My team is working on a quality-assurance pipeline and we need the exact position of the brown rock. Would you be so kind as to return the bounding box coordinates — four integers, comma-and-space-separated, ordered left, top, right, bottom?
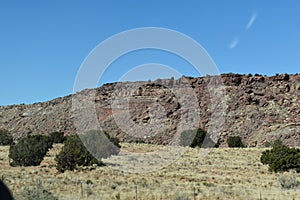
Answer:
1, 73, 300, 147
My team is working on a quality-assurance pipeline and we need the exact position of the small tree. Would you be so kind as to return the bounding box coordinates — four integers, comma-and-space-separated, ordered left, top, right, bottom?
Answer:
9, 135, 53, 166
227, 136, 245, 148
55, 135, 97, 172
55, 131, 120, 172
179, 128, 216, 148
0, 130, 13, 146
261, 141, 300, 173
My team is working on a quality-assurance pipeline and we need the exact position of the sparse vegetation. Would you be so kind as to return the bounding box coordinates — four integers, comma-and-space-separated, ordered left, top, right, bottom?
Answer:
19, 185, 58, 200
173, 192, 191, 200
179, 128, 216, 148
8, 135, 53, 166
260, 141, 300, 173
0, 143, 298, 199
277, 171, 299, 190
0, 129, 13, 146
227, 136, 245, 148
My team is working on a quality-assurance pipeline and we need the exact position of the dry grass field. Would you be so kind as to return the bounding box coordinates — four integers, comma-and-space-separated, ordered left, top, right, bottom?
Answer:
0, 143, 299, 200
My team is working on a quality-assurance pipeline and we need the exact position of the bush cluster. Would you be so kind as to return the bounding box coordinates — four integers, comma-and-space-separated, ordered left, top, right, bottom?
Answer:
0, 130, 13, 146
179, 128, 217, 148
7, 129, 120, 172
9, 135, 53, 166
55, 130, 120, 172
227, 136, 245, 148
260, 141, 300, 173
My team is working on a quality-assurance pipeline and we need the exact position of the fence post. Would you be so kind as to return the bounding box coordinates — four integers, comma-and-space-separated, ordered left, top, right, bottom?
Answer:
80, 182, 83, 198
135, 184, 138, 200
259, 191, 262, 200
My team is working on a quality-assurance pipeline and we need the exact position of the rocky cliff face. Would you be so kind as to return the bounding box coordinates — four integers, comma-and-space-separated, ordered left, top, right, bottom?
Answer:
0, 73, 299, 147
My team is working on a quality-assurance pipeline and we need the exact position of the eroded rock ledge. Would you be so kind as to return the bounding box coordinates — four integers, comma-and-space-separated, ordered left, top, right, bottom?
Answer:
0, 73, 299, 147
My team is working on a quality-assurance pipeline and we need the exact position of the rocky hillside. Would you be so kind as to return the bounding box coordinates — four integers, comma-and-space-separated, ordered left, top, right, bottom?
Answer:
0, 73, 299, 147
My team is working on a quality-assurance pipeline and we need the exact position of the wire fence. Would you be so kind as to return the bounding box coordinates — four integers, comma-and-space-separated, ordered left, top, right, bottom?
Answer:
6, 175, 298, 200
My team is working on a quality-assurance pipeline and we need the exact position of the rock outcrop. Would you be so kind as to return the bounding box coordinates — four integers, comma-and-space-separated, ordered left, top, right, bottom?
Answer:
0, 73, 299, 147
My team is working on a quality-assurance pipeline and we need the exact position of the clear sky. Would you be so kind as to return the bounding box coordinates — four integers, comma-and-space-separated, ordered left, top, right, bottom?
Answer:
0, 0, 299, 105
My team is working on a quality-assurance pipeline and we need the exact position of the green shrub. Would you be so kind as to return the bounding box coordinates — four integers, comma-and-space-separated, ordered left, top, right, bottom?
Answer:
49, 131, 65, 144
9, 135, 53, 166
55, 135, 99, 172
260, 142, 300, 173
179, 128, 216, 148
227, 136, 245, 148
0, 129, 13, 146
55, 130, 120, 172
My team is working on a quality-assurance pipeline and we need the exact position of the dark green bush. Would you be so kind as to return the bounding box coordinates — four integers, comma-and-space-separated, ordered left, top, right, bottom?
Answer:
55, 135, 99, 172
227, 136, 245, 148
9, 135, 53, 166
179, 128, 217, 148
55, 130, 120, 172
49, 131, 65, 144
0, 129, 13, 146
261, 142, 300, 173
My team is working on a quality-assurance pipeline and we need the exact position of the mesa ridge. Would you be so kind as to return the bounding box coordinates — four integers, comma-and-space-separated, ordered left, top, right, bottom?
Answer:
0, 73, 299, 147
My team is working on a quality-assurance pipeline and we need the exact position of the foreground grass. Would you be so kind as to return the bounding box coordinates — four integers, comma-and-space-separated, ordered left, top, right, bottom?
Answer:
0, 143, 299, 200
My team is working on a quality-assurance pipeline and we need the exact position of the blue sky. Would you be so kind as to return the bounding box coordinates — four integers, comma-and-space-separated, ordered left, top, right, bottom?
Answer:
0, 0, 299, 105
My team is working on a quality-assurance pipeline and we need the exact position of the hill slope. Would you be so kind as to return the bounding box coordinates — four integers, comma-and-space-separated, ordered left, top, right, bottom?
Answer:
0, 73, 299, 147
